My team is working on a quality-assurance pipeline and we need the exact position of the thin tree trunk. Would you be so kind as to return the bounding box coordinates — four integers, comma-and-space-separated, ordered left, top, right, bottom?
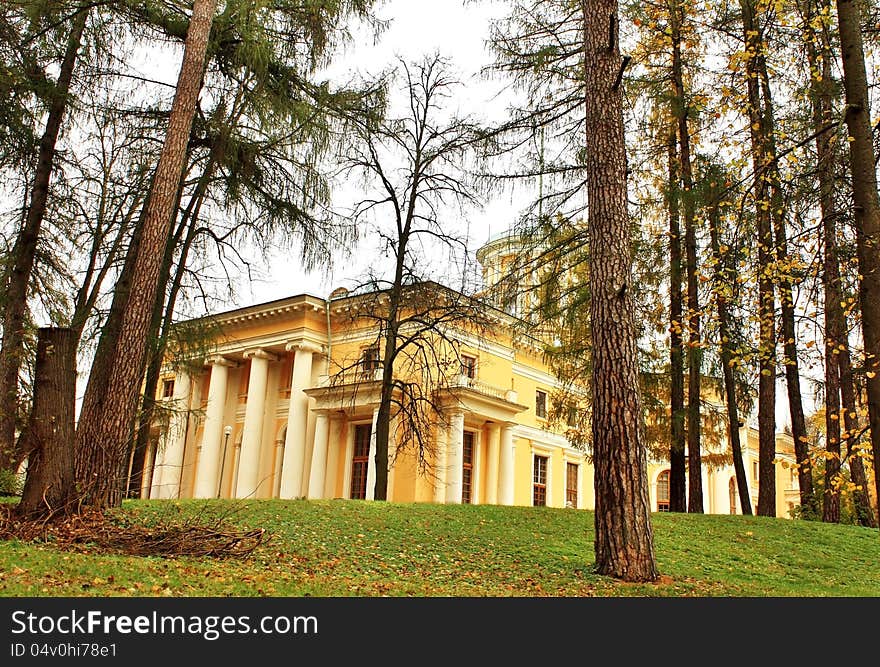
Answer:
814, 14, 842, 522
582, 0, 657, 582
374, 312, 396, 500
669, 3, 703, 513
835, 0, 880, 531
667, 128, 687, 512
74, 0, 217, 509
707, 191, 752, 514
758, 69, 810, 521
823, 286, 843, 524
0, 10, 87, 472
374, 179, 416, 501
798, 0, 837, 519
16, 328, 76, 518
740, 0, 777, 516
843, 384, 877, 526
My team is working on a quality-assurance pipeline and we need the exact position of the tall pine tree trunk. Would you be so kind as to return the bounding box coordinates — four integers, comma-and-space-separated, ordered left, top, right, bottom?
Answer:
669, 2, 703, 513
583, 0, 657, 582
835, 0, 880, 530
74, 207, 146, 493
795, 0, 836, 518
758, 69, 810, 520
740, 0, 777, 516
74, 0, 217, 509
127, 123, 227, 498
0, 9, 87, 472
17, 328, 76, 518
667, 128, 687, 512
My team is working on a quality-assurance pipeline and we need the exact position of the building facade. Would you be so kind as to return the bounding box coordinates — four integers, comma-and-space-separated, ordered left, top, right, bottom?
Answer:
143, 236, 799, 516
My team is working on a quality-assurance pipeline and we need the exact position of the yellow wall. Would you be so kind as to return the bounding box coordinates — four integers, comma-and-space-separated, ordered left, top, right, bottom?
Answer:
153, 290, 800, 519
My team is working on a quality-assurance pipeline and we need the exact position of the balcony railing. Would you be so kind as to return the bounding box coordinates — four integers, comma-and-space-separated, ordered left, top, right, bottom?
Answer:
448, 375, 516, 402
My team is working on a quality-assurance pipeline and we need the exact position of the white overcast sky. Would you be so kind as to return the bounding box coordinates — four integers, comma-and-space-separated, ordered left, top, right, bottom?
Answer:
239, 0, 523, 307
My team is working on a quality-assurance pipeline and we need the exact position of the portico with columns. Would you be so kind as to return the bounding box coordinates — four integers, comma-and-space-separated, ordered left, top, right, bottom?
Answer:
143, 290, 597, 512
136, 250, 800, 517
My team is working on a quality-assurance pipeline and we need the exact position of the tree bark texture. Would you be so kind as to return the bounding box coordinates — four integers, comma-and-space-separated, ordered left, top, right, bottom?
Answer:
17, 328, 76, 517
669, 3, 703, 513
740, 0, 777, 516
667, 130, 687, 513
835, 0, 880, 529
74, 209, 144, 492
582, 0, 658, 582
0, 10, 87, 472
74, 0, 217, 509
128, 136, 221, 498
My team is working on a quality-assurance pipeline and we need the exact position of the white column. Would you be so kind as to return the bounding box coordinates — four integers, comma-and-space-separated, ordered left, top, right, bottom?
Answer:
193, 356, 235, 498
152, 369, 192, 499
307, 412, 330, 499
366, 407, 379, 501
499, 423, 515, 505
230, 440, 242, 497
446, 411, 465, 504
273, 437, 285, 498
706, 469, 715, 514
324, 416, 342, 498
486, 422, 500, 505
433, 417, 449, 503
280, 342, 319, 498
236, 349, 276, 498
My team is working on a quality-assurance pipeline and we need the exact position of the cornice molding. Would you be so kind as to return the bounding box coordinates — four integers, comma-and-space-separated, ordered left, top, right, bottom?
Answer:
204, 355, 238, 368
284, 340, 324, 356
243, 348, 278, 362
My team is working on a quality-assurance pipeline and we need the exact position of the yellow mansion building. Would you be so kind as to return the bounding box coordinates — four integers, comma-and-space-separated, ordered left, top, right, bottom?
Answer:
143, 234, 800, 516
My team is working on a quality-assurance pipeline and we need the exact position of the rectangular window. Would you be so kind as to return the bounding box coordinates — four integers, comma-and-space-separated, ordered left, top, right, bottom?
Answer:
657, 471, 670, 512
461, 355, 477, 380
566, 404, 578, 428
535, 390, 547, 419
566, 462, 578, 508
533, 455, 548, 506
462, 431, 474, 504
350, 424, 372, 500
161, 378, 175, 399
752, 460, 759, 482
360, 346, 380, 373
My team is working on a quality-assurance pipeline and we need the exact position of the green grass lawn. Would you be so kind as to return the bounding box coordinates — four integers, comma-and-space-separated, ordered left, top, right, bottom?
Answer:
1, 499, 878, 597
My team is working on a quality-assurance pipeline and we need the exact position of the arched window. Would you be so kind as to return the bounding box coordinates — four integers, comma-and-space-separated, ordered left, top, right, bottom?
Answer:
656, 470, 670, 512
729, 477, 737, 515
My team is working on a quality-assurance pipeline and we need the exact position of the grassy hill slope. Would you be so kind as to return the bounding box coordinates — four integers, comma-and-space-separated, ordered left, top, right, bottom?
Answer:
1, 499, 878, 597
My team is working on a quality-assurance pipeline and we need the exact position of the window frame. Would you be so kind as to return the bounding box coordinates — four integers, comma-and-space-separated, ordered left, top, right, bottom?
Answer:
350, 423, 372, 500
360, 346, 380, 375
535, 389, 548, 420
533, 454, 548, 506
460, 354, 477, 380
656, 469, 670, 512
565, 462, 578, 508
462, 431, 475, 504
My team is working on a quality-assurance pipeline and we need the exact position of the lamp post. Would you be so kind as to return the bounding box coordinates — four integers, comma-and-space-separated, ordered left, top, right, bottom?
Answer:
218, 425, 233, 498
